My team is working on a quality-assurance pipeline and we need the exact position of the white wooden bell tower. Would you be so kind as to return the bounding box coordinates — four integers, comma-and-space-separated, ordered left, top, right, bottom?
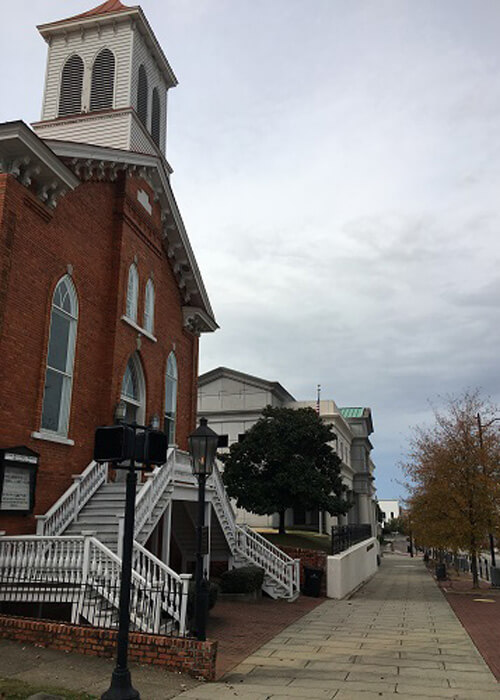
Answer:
33, 0, 177, 157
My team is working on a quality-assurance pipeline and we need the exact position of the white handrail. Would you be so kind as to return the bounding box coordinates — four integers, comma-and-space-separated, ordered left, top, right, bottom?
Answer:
0, 534, 189, 635
235, 525, 300, 599
210, 462, 237, 543
132, 541, 191, 635
209, 464, 299, 599
134, 448, 175, 540
36, 461, 108, 537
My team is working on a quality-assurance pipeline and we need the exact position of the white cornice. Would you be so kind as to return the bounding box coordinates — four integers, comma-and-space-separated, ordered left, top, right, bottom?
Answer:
39, 137, 217, 332
0, 121, 79, 209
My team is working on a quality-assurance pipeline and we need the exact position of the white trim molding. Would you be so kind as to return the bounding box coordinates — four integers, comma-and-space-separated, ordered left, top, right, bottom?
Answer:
31, 431, 75, 446
121, 314, 157, 342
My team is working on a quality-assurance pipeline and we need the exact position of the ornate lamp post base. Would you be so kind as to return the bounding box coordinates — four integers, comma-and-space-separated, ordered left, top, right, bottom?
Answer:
101, 668, 139, 700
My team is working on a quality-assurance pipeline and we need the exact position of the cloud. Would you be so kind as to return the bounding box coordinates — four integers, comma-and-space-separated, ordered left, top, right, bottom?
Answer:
2, 0, 500, 502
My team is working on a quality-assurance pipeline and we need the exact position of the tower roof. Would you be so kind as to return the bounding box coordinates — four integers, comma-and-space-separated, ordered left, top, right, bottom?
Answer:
49, 0, 134, 25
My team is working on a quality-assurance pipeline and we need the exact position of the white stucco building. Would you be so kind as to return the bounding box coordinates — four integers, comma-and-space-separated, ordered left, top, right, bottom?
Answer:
197, 367, 378, 535
378, 500, 400, 523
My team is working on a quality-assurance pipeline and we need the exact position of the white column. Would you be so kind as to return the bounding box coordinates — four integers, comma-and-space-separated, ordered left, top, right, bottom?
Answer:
358, 494, 371, 525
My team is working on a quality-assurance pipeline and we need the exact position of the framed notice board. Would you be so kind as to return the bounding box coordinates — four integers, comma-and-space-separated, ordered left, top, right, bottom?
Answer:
0, 446, 39, 514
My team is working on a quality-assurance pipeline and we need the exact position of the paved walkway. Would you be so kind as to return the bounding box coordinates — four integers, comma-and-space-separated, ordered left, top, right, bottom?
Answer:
177, 554, 500, 699
208, 595, 322, 678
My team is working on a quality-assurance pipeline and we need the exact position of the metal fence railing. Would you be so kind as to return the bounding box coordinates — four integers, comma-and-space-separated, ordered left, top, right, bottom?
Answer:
429, 550, 492, 583
331, 524, 372, 555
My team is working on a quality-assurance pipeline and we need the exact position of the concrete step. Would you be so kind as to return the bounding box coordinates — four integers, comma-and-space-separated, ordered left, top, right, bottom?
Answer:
66, 523, 119, 536
73, 513, 121, 523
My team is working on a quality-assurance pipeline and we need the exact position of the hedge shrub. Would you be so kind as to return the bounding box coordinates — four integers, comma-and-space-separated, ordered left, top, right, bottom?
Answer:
219, 565, 265, 594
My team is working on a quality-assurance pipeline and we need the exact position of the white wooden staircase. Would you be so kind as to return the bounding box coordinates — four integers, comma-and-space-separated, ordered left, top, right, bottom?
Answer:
0, 448, 300, 636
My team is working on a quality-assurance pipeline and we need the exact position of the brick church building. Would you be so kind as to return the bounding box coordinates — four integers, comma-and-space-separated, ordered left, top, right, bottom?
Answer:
0, 3, 300, 621
0, 0, 217, 537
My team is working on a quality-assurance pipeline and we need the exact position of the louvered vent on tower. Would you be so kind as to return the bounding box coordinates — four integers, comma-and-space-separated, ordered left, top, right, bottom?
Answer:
58, 55, 84, 117
137, 65, 148, 126
151, 88, 161, 146
90, 48, 116, 111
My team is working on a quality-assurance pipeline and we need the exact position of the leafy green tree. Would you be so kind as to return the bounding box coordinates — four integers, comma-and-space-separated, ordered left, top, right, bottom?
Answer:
221, 405, 350, 534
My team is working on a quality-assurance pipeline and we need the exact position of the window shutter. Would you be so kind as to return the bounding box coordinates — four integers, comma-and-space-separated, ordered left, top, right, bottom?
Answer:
137, 65, 148, 127
151, 88, 161, 146
59, 55, 84, 117
90, 48, 115, 112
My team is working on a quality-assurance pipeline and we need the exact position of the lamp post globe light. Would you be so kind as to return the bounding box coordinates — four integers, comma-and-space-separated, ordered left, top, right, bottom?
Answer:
188, 418, 219, 641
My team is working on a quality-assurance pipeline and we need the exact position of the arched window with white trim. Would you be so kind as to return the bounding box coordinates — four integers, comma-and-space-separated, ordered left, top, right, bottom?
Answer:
137, 65, 148, 127
126, 263, 138, 322
59, 55, 84, 117
121, 353, 146, 425
151, 87, 161, 146
164, 352, 178, 445
143, 278, 155, 333
41, 275, 78, 435
90, 48, 115, 111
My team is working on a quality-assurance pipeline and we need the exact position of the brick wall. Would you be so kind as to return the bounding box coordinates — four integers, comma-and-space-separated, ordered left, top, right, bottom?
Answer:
280, 546, 328, 596
0, 615, 217, 680
0, 171, 200, 535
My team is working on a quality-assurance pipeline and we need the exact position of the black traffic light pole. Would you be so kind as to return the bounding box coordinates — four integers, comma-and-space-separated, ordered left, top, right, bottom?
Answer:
102, 426, 139, 700
95, 417, 168, 700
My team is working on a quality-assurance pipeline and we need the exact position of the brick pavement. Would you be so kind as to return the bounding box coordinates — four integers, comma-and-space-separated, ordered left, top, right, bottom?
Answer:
437, 569, 500, 681
177, 553, 500, 699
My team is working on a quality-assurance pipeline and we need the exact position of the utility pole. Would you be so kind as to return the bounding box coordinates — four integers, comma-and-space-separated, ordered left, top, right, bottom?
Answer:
477, 413, 498, 568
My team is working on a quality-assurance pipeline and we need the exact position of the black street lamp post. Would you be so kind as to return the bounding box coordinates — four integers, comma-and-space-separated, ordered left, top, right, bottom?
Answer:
477, 413, 500, 568
94, 405, 167, 700
188, 418, 218, 642
102, 445, 139, 700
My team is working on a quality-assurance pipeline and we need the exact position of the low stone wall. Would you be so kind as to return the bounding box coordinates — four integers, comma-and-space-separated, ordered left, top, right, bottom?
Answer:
0, 615, 217, 680
280, 546, 328, 596
327, 537, 379, 599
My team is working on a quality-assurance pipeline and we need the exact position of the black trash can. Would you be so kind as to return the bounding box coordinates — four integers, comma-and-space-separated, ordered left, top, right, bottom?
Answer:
303, 566, 323, 597
435, 563, 447, 581
490, 566, 500, 588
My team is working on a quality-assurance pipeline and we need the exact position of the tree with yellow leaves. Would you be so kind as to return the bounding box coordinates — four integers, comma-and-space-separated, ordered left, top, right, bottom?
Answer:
402, 390, 500, 587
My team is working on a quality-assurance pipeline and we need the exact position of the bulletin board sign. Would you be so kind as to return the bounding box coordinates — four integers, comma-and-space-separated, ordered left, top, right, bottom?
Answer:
0, 446, 39, 514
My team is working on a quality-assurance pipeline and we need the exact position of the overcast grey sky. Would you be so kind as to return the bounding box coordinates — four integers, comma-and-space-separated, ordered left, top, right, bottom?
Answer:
2, 0, 499, 500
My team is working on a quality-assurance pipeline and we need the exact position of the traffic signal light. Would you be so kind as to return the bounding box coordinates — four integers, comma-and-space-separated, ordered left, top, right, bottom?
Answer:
94, 425, 135, 463
93, 426, 167, 466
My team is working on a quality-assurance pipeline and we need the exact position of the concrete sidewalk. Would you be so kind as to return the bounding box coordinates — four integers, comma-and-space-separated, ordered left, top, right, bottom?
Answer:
177, 554, 500, 699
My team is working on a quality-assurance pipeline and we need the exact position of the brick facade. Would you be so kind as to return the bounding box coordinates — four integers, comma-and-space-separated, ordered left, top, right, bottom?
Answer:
0, 168, 199, 535
0, 614, 217, 680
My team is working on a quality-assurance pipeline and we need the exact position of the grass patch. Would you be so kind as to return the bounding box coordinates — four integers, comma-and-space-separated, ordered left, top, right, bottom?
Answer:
259, 530, 331, 553
0, 677, 95, 699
